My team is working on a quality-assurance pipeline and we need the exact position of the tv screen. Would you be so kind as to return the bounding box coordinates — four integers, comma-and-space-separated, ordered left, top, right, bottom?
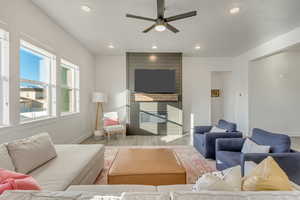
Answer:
135, 69, 176, 93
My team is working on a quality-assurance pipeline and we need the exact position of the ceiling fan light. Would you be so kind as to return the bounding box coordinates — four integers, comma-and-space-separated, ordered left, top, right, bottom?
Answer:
155, 24, 166, 32
81, 5, 91, 12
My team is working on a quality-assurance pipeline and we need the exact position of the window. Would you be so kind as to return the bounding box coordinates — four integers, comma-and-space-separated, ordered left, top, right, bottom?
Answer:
0, 29, 9, 126
20, 40, 56, 122
60, 59, 79, 115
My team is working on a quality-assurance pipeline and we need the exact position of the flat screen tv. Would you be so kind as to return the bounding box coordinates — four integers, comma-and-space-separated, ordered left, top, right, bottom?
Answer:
135, 69, 176, 93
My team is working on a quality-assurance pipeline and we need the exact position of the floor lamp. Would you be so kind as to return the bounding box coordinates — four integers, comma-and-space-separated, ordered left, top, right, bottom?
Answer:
93, 92, 107, 139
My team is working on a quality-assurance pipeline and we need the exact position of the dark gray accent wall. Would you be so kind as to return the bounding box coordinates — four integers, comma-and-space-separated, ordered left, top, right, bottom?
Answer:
126, 52, 183, 135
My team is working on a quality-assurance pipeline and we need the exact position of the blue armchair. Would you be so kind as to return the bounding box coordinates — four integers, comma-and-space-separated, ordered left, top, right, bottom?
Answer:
216, 128, 300, 185
193, 120, 243, 159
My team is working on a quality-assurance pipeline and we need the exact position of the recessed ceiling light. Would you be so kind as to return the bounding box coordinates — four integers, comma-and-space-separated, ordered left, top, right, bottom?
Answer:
230, 7, 240, 15
152, 45, 158, 49
195, 45, 201, 50
81, 5, 91, 12
108, 44, 114, 49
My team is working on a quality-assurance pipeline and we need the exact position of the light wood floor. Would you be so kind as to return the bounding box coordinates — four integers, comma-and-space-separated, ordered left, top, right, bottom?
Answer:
82, 135, 300, 150
82, 134, 191, 146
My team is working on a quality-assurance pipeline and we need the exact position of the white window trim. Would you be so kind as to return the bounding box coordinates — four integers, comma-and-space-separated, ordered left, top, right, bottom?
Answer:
60, 59, 80, 116
20, 40, 57, 123
0, 29, 9, 127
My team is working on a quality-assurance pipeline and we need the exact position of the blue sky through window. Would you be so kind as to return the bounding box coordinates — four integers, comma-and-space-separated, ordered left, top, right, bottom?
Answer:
20, 48, 44, 88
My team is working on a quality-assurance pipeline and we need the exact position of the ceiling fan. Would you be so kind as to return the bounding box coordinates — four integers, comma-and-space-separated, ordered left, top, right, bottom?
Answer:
126, 0, 197, 33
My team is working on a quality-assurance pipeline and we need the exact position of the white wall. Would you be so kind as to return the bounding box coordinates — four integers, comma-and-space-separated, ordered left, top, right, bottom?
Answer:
182, 57, 234, 134
233, 27, 300, 136
0, 0, 96, 144
222, 72, 235, 122
95, 56, 127, 123
249, 51, 300, 136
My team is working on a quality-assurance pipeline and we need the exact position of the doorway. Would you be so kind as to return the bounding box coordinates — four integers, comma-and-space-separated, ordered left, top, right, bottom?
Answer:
211, 71, 233, 125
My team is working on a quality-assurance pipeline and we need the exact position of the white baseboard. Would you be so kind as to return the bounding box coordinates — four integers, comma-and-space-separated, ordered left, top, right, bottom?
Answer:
71, 131, 93, 144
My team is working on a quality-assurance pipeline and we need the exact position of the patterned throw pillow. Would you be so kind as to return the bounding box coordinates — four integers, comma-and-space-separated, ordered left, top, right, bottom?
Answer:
193, 165, 241, 191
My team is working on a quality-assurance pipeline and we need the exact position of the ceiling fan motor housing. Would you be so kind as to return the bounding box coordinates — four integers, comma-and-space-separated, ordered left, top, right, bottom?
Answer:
126, 0, 197, 33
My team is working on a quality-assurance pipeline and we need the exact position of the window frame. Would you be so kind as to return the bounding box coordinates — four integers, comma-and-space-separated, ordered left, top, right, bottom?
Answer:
60, 59, 80, 116
19, 40, 56, 123
0, 29, 9, 126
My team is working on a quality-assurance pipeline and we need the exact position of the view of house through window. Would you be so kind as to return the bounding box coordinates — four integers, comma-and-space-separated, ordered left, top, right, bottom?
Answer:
20, 41, 56, 122
61, 59, 79, 115
0, 29, 9, 126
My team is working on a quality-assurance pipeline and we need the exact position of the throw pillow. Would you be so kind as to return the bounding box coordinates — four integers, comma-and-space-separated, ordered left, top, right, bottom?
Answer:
244, 161, 258, 176
0, 169, 41, 194
193, 165, 241, 191
0, 144, 15, 171
241, 138, 270, 154
104, 118, 120, 126
242, 156, 293, 191
209, 126, 227, 133
7, 133, 57, 174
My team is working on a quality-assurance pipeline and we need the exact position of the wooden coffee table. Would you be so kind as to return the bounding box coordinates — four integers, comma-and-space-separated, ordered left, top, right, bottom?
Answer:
108, 148, 186, 185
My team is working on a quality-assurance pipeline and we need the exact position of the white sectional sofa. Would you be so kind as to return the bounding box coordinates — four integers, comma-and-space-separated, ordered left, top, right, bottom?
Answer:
2, 189, 300, 200
29, 144, 104, 190
0, 133, 105, 191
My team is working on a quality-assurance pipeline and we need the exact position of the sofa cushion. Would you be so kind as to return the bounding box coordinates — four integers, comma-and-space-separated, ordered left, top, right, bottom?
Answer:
172, 191, 300, 200
29, 144, 104, 191
7, 133, 57, 174
217, 120, 237, 132
67, 185, 156, 196
122, 192, 170, 200
157, 184, 194, 192
216, 151, 242, 168
251, 129, 291, 153
0, 144, 15, 171
0, 190, 122, 200
242, 138, 270, 154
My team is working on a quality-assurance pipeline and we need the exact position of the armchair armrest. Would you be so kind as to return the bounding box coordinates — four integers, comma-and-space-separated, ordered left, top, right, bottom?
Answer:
241, 152, 300, 185
216, 137, 245, 152
194, 126, 212, 134
200, 132, 243, 159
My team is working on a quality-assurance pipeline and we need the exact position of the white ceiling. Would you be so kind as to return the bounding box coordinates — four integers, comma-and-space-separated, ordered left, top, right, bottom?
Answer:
31, 0, 300, 57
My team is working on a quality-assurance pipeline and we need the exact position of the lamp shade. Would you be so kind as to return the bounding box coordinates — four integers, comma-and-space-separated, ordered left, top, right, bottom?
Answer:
93, 92, 107, 103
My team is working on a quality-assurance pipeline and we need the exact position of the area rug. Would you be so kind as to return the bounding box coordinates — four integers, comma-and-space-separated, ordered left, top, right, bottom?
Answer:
94, 146, 216, 184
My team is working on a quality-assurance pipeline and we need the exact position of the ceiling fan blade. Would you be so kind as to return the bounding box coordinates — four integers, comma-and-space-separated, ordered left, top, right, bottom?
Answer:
157, 0, 165, 18
166, 23, 179, 33
143, 24, 156, 33
126, 14, 156, 22
165, 11, 197, 22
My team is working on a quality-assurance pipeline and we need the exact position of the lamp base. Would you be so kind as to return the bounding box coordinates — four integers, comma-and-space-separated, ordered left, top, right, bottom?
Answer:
94, 130, 105, 140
